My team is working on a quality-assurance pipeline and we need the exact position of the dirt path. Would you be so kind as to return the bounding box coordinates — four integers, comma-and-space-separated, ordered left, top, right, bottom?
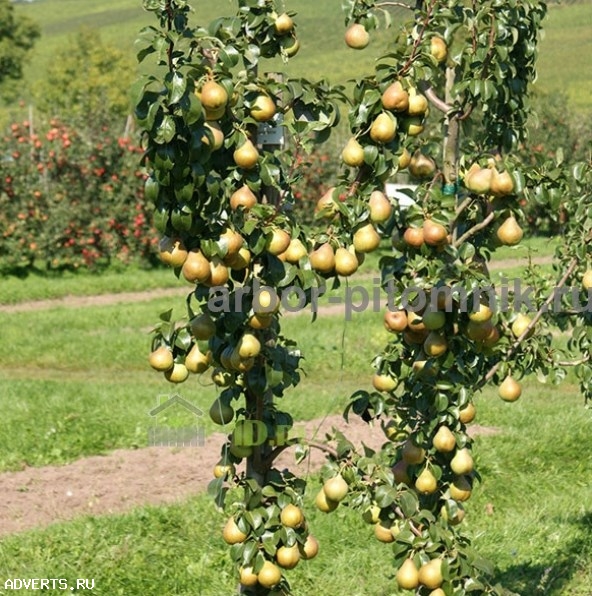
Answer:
0, 256, 552, 314
0, 416, 497, 537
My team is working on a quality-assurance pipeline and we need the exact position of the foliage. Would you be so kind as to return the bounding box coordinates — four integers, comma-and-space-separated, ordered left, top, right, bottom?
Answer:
0, 117, 157, 274
33, 28, 136, 129
0, 0, 40, 103
134, 1, 592, 595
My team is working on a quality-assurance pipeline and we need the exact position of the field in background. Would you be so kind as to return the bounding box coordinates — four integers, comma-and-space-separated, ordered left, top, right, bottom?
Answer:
11, 0, 592, 109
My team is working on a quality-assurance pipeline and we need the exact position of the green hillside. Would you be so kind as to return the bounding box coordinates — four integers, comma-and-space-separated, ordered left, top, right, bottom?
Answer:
12, 0, 592, 109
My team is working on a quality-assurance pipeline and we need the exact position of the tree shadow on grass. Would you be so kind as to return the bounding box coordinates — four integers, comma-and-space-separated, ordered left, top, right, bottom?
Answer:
494, 511, 592, 595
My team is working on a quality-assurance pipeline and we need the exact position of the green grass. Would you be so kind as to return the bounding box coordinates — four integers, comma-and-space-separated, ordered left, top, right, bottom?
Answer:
0, 292, 384, 471
0, 384, 590, 595
0, 266, 179, 305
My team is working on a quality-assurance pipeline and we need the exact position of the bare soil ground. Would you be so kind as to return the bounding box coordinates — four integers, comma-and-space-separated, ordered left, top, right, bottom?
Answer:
0, 415, 497, 537
0, 278, 503, 536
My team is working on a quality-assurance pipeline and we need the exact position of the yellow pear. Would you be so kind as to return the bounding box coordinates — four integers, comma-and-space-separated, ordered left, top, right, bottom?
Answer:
407, 87, 429, 116
345, 23, 370, 49
233, 139, 259, 169
418, 558, 443, 589
396, 558, 419, 590
323, 474, 349, 502
499, 375, 522, 402
373, 373, 397, 392
184, 343, 211, 374
368, 190, 392, 223
401, 116, 425, 136
274, 12, 294, 35
381, 81, 409, 112
430, 36, 448, 63
424, 331, 448, 357
582, 269, 592, 290
464, 163, 492, 194
374, 522, 395, 543
280, 504, 304, 528
342, 137, 365, 167
415, 467, 438, 494
450, 447, 474, 475
230, 185, 257, 211
398, 147, 412, 169
257, 560, 282, 589
469, 303, 493, 322
159, 236, 188, 267
284, 238, 308, 263
353, 223, 381, 253
239, 566, 258, 587
490, 168, 515, 196
276, 545, 300, 569
423, 219, 448, 246
237, 333, 261, 358
222, 517, 247, 544
459, 402, 476, 424
450, 475, 472, 501
497, 215, 523, 246
334, 246, 359, 276
408, 151, 436, 178
266, 228, 291, 255
250, 94, 276, 122
200, 80, 228, 111
315, 187, 338, 218
309, 243, 335, 274
315, 489, 338, 512
219, 227, 244, 255
433, 426, 456, 453
202, 121, 224, 150
182, 249, 211, 284
402, 439, 425, 464
149, 346, 174, 372
511, 312, 534, 338
300, 535, 319, 559
370, 112, 397, 144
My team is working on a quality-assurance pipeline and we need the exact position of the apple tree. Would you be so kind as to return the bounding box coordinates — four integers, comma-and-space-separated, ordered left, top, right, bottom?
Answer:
134, 0, 591, 594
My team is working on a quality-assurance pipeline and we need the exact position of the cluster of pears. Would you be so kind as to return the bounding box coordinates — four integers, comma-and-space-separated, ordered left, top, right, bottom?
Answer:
158, 228, 252, 288
148, 339, 212, 385
396, 556, 445, 592
464, 161, 515, 198
311, 187, 389, 276
272, 11, 300, 58
463, 161, 524, 247
391, 431, 476, 511
339, 77, 431, 181
315, 473, 349, 513
223, 503, 319, 590
397, 216, 450, 251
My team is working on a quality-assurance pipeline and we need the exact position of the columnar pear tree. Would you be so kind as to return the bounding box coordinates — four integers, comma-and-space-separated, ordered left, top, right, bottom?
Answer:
135, 0, 592, 594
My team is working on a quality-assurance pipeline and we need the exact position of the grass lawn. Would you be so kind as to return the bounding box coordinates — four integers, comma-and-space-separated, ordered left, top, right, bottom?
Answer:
0, 382, 590, 595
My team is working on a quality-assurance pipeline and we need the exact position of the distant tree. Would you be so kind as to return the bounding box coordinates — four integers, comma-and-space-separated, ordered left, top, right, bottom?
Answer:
34, 28, 135, 131
0, 0, 40, 101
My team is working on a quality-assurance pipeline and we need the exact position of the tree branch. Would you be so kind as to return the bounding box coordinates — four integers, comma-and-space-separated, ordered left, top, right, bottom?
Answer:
394, 506, 423, 537
263, 439, 339, 468
418, 81, 453, 114
376, 1, 414, 8
453, 211, 495, 247
481, 257, 579, 386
